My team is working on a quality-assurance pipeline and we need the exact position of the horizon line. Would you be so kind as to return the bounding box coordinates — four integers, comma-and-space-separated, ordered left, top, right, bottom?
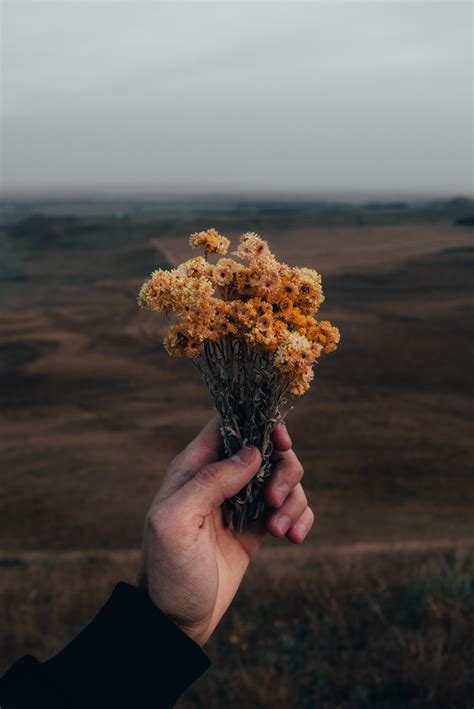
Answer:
1, 185, 472, 205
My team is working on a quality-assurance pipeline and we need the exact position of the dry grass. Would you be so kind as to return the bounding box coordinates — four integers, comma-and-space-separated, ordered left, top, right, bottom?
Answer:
1, 547, 473, 708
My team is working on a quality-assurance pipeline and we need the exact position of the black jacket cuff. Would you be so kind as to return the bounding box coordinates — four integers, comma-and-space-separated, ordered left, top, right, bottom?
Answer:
0, 582, 210, 708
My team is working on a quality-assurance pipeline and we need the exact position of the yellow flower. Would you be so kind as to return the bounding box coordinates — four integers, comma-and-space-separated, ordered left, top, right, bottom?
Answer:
138, 279, 153, 309
229, 300, 258, 329
234, 267, 256, 297
213, 258, 242, 287
254, 270, 281, 303
163, 324, 189, 357
279, 306, 307, 329
245, 326, 278, 351
177, 257, 214, 280
173, 277, 214, 311
189, 228, 230, 255
202, 316, 235, 342
185, 339, 204, 358
256, 315, 272, 333
280, 279, 299, 300
293, 267, 325, 314
273, 319, 290, 341
233, 232, 273, 262
138, 269, 176, 311
288, 367, 314, 396
254, 299, 273, 317
274, 332, 322, 376
314, 321, 341, 353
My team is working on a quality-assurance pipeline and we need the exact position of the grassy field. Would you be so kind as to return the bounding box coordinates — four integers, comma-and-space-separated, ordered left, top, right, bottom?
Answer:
1, 195, 473, 705
1, 546, 473, 707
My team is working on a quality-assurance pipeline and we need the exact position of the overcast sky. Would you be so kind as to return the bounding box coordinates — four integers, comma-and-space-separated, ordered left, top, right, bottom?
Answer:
1, 1, 472, 197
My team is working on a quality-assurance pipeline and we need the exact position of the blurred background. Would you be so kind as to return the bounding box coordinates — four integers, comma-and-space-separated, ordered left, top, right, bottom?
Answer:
1, 1, 473, 706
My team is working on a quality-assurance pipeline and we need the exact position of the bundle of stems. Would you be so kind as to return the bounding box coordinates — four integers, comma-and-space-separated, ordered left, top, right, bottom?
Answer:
195, 336, 288, 532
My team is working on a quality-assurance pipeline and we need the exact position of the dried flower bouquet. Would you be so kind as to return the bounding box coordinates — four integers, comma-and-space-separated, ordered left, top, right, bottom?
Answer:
139, 229, 340, 532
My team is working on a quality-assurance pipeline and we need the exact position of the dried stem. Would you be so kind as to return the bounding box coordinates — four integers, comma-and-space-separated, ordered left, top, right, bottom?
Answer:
195, 334, 288, 532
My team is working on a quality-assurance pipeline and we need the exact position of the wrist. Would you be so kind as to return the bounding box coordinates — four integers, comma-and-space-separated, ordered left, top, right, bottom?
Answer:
131, 569, 209, 647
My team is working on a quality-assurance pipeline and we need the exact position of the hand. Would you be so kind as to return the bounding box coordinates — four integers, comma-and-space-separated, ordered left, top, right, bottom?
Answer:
133, 418, 314, 646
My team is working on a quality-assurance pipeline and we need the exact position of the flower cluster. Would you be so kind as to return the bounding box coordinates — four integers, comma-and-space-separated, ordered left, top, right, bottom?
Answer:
139, 229, 339, 395
189, 228, 230, 255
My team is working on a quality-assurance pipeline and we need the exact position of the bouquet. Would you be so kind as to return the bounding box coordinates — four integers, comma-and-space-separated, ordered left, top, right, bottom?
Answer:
139, 229, 340, 531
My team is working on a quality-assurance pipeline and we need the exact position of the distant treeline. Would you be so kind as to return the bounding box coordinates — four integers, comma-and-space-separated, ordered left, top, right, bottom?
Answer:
1, 196, 474, 232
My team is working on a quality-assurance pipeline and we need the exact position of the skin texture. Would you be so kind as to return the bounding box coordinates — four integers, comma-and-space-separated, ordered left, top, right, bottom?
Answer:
133, 418, 314, 646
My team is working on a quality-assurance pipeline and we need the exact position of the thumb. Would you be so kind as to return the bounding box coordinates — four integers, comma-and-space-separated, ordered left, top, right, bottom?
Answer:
179, 445, 262, 517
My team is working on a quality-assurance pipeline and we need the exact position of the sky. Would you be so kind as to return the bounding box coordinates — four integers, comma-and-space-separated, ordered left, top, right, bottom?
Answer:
1, 1, 472, 197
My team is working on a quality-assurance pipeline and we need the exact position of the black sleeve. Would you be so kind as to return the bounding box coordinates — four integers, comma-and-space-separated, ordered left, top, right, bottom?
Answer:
0, 582, 210, 708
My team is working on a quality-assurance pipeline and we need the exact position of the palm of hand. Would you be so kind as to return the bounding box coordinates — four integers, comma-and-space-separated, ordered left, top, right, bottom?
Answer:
153, 505, 265, 646
134, 418, 312, 646
192, 506, 265, 644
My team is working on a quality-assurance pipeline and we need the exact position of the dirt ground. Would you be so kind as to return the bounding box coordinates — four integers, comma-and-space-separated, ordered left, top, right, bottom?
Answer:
1, 200, 473, 550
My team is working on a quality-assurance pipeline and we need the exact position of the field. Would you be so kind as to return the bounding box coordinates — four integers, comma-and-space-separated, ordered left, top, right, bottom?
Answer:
1, 196, 473, 706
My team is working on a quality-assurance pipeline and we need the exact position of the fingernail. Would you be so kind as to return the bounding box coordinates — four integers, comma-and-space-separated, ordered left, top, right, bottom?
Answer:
231, 446, 255, 465
275, 483, 289, 506
295, 523, 308, 540
277, 515, 292, 535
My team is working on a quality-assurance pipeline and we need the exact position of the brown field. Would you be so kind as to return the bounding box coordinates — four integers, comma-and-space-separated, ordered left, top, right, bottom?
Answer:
1, 197, 473, 705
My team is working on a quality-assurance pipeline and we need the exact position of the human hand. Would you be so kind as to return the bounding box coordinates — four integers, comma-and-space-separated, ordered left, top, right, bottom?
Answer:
133, 418, 314, 646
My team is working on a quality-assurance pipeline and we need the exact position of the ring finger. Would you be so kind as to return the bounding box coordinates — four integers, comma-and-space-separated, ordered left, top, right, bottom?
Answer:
266, 483, 307, 538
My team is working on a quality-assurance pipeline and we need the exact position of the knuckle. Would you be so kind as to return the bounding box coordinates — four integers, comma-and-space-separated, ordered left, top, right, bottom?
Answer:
193, 463, 227, 506
297, 485, 308, 508
146, 504, 174, 540
273, 457, 303, 487
196, 462, 221, 487
295, 462, 304, 481
271, 460, 285, 482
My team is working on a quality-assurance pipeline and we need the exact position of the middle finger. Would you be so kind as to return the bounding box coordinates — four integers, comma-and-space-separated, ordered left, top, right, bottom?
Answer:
264, 448, 304, 508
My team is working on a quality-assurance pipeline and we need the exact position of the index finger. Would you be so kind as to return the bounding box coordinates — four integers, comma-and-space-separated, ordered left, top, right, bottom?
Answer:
271, 422, 292, 453
160, 417, 224, 497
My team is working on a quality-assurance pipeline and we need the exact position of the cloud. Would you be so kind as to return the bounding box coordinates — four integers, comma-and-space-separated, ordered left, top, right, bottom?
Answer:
1, 1, 472, 195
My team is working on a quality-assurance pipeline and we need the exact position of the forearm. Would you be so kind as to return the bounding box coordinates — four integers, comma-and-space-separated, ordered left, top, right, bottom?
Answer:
0, 583, 210, 708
